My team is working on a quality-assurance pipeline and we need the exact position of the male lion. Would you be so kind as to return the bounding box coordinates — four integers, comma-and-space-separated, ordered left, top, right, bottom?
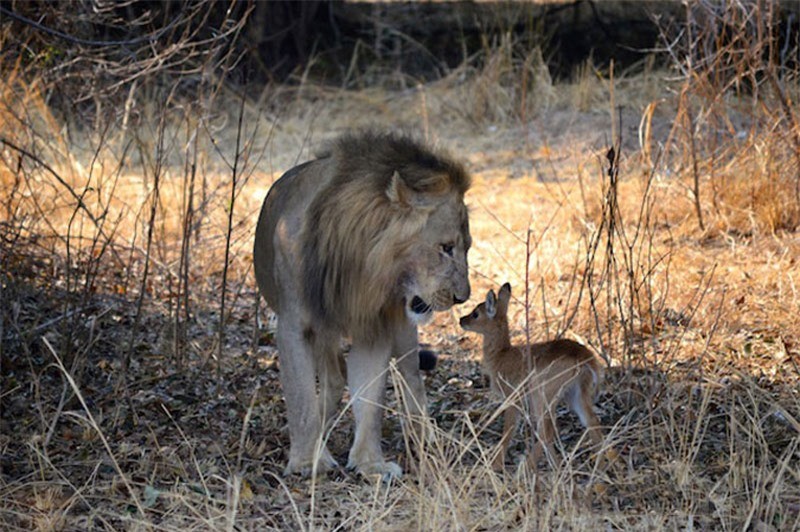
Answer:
253, 131, 471, 478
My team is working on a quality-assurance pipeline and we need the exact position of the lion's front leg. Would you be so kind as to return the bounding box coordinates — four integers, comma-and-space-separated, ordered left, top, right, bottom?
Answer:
392, 321, 433, 470
346, 340, 402, 479
392, 322, 428, 420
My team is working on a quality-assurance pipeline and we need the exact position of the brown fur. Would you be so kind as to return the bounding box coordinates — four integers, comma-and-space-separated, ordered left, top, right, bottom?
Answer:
460, 283, 605, 470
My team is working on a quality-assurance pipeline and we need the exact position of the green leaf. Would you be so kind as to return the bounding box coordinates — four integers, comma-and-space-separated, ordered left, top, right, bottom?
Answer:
143, 485, 161, 508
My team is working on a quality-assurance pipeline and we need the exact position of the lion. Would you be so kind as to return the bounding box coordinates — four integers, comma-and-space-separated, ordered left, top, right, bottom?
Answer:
253, 131, 472, 478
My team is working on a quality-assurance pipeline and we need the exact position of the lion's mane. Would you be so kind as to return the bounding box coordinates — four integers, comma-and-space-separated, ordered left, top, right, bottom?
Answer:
301, 131, 470, 343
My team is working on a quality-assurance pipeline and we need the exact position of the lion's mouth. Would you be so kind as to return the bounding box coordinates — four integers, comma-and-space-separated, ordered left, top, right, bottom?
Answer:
405, 295, 433, 325
410, 296, 432, 315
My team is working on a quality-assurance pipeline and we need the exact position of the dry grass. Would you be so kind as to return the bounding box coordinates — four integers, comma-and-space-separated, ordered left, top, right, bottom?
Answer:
3, 3, 800, 530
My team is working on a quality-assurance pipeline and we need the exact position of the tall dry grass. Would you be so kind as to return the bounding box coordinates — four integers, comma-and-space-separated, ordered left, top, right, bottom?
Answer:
2, 1, 799, 530
651, 0, 800, 235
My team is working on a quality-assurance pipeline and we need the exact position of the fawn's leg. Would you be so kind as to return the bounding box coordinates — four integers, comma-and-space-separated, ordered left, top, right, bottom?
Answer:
572, 385, 605, 465
526, 396, 558, 469
540, 410, 559, 466
573, 385, 603, 445
493, 404, 519, 470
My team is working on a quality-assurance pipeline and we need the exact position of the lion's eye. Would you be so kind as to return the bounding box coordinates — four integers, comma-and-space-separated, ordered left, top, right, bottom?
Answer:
441, 243, 455, 256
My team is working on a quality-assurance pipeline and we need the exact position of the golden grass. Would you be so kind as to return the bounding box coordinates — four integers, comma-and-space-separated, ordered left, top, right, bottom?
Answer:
2, 29, 800, 531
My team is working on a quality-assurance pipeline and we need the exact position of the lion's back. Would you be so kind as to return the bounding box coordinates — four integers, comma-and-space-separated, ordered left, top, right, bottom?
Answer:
253, 158, 332, 312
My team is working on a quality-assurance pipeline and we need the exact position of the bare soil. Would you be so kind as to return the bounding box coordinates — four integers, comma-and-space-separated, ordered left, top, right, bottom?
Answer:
2, 76, 799, 530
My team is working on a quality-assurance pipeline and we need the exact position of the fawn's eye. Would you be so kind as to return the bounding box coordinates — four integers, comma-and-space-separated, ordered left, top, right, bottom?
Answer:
471, 310, 478, 318
441, 243, 454, 256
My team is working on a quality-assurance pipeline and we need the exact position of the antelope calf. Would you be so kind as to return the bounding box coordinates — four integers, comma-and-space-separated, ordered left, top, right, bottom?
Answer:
460, 283, 605, 470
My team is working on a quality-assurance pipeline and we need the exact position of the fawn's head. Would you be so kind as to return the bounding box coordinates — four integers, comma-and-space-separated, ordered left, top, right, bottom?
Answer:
459, 282, 511, 333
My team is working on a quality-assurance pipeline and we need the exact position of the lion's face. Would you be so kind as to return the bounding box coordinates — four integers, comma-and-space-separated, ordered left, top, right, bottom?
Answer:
402, 196, 471, 325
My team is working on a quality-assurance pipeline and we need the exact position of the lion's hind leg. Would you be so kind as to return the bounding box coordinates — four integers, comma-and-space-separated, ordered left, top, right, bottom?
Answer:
316, 332, 346, 429
276, 317, 338, 477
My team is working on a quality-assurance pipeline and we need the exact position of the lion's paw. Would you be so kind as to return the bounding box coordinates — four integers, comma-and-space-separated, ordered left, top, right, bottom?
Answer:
351, 460, 403, 482
284, 451, 339, 478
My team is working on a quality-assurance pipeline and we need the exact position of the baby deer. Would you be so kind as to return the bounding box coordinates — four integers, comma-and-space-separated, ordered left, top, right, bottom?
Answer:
460, 283, 605, 470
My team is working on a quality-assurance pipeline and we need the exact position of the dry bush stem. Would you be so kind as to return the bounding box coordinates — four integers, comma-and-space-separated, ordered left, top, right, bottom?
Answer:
0, 137, 116, 249
122, 86, 175, 388
173, 124, 199, 370
0, 5, 181, 48
763, 67, 800, 208
217, 89, 247, 380
682, 88, 706, 231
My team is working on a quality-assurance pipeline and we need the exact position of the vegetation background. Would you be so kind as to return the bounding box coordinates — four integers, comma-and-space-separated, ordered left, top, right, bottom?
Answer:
1, 0, 799, 529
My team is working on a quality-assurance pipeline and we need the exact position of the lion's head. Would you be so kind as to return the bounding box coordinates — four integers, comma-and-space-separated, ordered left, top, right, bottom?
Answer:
302, 131, 471, 342
397, 183, 471, 325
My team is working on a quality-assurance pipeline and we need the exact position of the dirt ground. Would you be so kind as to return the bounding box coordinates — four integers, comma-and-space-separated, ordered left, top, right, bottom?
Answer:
2, 73, 800, 530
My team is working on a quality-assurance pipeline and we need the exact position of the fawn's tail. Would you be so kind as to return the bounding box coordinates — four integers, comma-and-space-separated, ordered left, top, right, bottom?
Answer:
586, 356, 605, 390
566, 330, 606, 391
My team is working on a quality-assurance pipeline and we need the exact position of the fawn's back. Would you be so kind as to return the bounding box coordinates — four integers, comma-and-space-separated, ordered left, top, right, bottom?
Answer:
482, 336, 602, 402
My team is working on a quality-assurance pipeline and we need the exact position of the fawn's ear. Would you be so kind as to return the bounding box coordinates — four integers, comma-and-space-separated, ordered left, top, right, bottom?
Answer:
485, 290, 497, 319
497, 283, 511, 313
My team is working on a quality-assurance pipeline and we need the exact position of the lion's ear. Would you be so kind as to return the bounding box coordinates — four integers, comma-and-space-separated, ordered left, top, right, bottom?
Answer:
387, 171, 448, 209
386, 171, 410, 205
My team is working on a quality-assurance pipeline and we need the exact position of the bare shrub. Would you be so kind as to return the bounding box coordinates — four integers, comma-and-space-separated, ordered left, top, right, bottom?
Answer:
1, 7, 263, 524
656, 0, 800, 234
447, 33, 555, 126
